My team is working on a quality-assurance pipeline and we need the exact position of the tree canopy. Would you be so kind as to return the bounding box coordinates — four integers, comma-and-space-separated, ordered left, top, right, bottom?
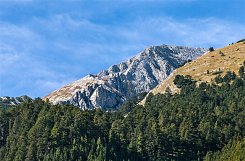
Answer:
0, 65, 245, 161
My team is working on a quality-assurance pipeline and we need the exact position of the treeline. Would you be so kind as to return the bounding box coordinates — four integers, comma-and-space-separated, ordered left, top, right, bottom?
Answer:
0, 66, 245, 161
204, 137, 245, 161
0, 101, 121, 161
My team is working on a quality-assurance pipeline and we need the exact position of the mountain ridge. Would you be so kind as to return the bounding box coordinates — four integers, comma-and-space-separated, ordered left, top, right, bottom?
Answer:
144, 41, 245, 101
44, 44, 207, 110
0, 95, 32, 108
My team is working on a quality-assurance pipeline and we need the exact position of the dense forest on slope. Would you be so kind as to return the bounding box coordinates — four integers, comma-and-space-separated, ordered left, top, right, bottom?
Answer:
0, 65, 245, 161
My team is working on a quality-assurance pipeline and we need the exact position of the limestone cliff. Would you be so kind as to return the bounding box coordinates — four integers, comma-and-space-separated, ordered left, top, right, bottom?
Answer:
44, 45, 206, 110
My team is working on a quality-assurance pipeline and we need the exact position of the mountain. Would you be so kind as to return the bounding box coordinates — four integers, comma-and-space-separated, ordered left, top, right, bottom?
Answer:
1, 41, 244, 161
0, 95, 32, 108
1, 42, 244, 160
44, 45, 207, 110
145, 40, 245, 99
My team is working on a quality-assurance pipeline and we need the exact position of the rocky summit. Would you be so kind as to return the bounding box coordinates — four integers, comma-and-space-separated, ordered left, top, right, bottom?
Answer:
0, 95, 32, 108
147, 41, 245, 98
44, 45, 207, 110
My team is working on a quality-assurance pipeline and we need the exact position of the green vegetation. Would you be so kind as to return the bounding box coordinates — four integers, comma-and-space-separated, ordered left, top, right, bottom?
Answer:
204, 138, 245, 161
173, 75, 196, 88
0, 66, 245, 161
178, 59, 192, 67
236, 38, 245, 43
209, 47, 214, 52
211, 70, 223, 75
0, 95, 32, 108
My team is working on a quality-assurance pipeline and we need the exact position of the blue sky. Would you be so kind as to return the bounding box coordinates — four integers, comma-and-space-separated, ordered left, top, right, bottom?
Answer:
0, 0, 245, 98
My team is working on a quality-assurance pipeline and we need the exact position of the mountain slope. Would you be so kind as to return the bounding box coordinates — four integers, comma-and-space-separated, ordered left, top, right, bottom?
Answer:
0, 95, 32, 108
1, 66, 244, 161
147, 41, 245, 97
44, 45, 206, 110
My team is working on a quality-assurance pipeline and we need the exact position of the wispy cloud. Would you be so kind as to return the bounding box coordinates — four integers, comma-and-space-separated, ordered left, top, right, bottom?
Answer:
0, 22, 75, 97
115, 17, 245, 48
0, 4, 244, 97
34, 13, 245, 60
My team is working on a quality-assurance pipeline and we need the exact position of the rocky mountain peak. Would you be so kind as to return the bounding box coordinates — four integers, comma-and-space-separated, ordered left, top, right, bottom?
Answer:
145, 41, 245, 100
44, 44, 207, 110
0, 95, 32, 108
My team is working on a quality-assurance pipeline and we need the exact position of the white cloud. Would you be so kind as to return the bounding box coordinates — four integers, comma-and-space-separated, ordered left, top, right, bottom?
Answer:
31, 13, 245, 49
0, 45, 20, 74
115, 17, 245, 48
0, 22, 43, 53
1, 13, 244, 97
0, 22, 74, 97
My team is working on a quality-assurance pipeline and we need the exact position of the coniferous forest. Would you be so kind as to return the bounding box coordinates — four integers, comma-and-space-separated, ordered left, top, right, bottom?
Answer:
0, 66, 245, 161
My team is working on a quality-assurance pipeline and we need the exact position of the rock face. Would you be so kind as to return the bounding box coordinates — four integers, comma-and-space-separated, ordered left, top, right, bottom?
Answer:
0, 95, 32, 108
44, 45, 207, 110
145, 41, 245, 99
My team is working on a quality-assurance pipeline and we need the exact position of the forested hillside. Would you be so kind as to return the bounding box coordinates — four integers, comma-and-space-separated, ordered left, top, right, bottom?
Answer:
0, 65, 245, 161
